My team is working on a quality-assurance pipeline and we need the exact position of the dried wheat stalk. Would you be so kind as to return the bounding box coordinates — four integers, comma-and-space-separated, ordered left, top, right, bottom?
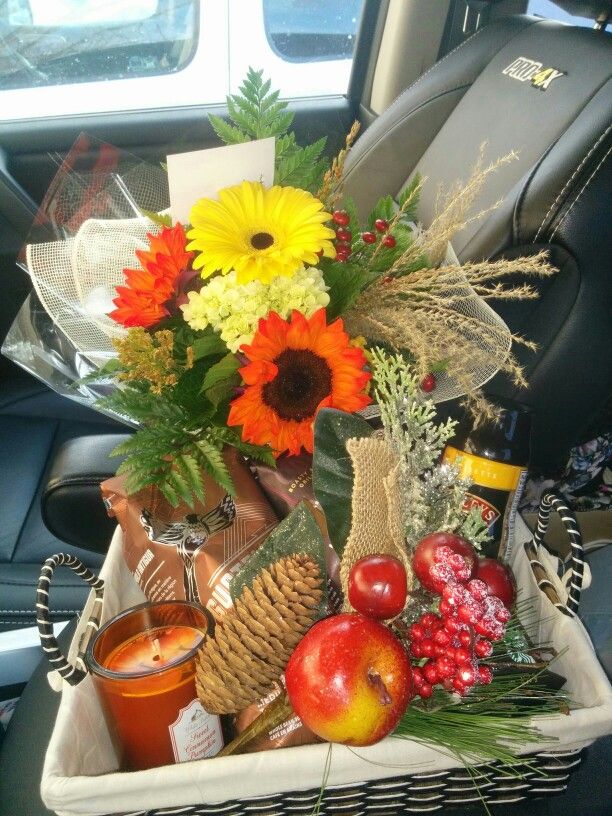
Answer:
343, 146, 557, 419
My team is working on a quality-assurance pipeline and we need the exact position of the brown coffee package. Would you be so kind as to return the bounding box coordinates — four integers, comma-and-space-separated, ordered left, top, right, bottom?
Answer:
250, 453, 342, 613
101, 448, 278, 621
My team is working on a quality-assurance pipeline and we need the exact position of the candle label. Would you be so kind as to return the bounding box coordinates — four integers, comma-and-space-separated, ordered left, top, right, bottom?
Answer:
169, 699, 223, 763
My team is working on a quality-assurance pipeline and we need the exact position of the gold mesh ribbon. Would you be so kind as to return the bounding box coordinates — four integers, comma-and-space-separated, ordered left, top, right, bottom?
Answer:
339, 436, 412, 608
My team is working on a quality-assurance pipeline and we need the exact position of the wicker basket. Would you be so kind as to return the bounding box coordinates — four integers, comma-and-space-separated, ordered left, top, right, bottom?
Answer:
38, 494, 612, 816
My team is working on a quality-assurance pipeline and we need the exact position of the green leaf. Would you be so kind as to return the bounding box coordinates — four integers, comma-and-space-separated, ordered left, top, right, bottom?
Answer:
159, 480, 180, 508
208, 114, 249, 145
201, 353, 241, 407
79, 357, 123, 384
139, 209, 172, 228
174, 363, 216, 415
211, 67, 294, 144
397, 173, 422, 221
230, 502, 328, 619
195, 437, 235, 495
274, 137, 327, 190
167, 468, 194, 507
176, 454, 206, 504
430, 358, 450, 374
312, 408, 373, 556
367, 195, 395, 230
322, 261, 372, 320
191, 332, 229, 361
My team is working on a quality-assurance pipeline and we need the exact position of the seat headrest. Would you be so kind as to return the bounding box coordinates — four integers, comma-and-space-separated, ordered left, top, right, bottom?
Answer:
551, 1, 612, 19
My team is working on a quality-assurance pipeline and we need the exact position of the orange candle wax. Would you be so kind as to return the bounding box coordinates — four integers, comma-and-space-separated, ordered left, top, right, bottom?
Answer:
105, 625, 203, 673
87, 601, 223, 770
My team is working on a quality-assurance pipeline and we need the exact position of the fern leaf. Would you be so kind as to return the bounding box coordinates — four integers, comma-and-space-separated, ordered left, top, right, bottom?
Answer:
159, 480, 180, 508
195, 438, 235, 495
275, 137, 327, 188
177, 453, 206, 504
167, 468, 194, 507
208, 114, 249, 145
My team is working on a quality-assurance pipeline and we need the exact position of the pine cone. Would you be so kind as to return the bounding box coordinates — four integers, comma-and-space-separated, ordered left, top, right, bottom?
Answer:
195, 553, 323, 714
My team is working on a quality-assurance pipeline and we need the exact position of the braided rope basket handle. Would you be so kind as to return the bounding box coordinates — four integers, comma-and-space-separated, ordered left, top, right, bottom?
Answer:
524, 491, 585, 618
37, 553, 105, 687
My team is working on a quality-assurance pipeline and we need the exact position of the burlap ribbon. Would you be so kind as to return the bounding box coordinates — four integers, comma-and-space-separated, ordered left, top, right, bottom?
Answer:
340, 436, 412, 609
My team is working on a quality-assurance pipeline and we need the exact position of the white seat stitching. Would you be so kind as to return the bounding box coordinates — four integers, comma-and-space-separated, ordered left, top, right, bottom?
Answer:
549, 143, 612, 242
534, 124, 612, 242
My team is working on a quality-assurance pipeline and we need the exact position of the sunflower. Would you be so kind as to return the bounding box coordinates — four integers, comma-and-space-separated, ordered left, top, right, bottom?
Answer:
228, 309, 372, 456
110, 223, 193, 328
187, 181, 336, 285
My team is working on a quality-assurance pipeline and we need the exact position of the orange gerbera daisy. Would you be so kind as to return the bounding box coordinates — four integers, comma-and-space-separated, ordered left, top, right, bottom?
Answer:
228, 309, 371, 456
109, 223, 193, 328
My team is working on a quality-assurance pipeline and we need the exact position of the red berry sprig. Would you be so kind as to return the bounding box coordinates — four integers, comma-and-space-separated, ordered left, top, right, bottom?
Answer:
409, 549, 510, 699
360, 224, 397, 247
330, 211, 353, 262
330, 210, 398, 259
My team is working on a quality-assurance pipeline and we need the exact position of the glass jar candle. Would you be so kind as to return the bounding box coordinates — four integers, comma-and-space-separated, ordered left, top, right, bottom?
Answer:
87, 600, 223, 770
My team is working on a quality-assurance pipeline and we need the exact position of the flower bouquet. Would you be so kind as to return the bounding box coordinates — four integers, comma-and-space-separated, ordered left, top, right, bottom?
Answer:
13, 70, 612, 815
4, 68, 553, 507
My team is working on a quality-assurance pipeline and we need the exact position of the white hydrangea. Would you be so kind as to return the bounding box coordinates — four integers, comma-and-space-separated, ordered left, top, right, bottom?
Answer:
181, 267, 330, 352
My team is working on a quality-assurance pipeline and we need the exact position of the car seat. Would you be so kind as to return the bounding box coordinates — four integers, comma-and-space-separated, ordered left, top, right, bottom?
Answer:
343, 1, 612, 475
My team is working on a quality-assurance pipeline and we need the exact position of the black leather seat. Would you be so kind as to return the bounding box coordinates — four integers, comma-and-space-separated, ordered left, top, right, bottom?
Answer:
344, 5, 612, 474
0, 362, 118, 632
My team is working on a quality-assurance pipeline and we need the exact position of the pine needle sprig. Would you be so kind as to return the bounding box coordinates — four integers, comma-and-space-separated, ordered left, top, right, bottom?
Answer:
395, 656, 569, 766
394, 706, 550, 766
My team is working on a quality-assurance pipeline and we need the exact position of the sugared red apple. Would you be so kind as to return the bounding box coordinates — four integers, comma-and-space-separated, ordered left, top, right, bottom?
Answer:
474, 558, 517, 608
284, 613, 412, 746
413, 532, 476, 594
348, 555, 408, 619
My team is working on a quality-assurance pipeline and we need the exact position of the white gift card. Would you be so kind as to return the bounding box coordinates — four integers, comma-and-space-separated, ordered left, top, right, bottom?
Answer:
167, 138, 276, 225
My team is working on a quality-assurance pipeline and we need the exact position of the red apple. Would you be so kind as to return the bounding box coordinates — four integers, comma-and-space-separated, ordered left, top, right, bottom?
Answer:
284, 613, 412, 746
474, 558, 517, 608
348, 555, 408, 619
413, 532, 477, 594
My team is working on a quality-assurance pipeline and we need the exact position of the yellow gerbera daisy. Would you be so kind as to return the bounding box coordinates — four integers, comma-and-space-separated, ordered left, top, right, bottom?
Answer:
187, 181, 336, 285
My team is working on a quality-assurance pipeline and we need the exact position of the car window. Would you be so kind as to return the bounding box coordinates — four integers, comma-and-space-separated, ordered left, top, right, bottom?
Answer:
0, 0, 198, 91
263, 0, 363, 63
0, 0, 367, 122
527, 0, 594, 27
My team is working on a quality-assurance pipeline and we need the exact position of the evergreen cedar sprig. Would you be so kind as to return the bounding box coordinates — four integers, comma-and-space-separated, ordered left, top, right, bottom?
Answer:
369, 346, 490, 552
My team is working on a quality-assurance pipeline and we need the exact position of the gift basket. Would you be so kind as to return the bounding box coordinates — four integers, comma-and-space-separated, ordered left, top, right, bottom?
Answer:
36, 501, 612, 816
5, 70, 610, 816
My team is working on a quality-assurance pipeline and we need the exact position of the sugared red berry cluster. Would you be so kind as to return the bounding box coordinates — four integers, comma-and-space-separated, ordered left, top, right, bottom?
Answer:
409, 547, 509, 699
331, 211, 397, 262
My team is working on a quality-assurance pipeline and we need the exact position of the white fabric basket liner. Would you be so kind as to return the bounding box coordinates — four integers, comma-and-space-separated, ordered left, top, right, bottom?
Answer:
42, 516, 612, 816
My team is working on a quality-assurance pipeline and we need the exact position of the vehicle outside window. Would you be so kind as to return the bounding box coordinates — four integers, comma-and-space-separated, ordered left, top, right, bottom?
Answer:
528, 0, 594, 26
0, 0, 366, 122
263, 0, 362, 62
0, 0, 197, 91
